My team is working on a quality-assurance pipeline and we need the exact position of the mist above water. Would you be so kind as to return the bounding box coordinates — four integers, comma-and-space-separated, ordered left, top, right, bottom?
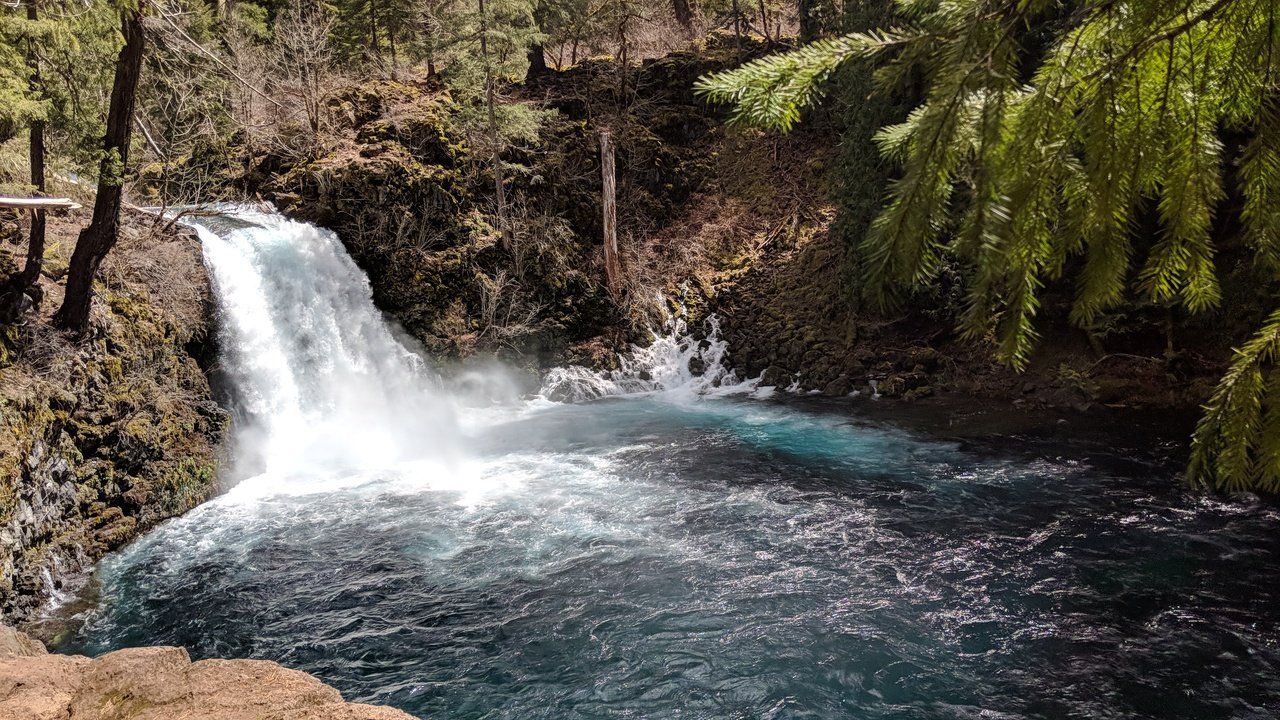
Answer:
189, 211, 462, 485
60, 209, 1280, 720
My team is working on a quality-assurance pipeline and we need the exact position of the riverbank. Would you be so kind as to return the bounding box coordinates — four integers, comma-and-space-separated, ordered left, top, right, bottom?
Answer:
0, 209, 226, 626
0, 625, 413, 719
231, 37, 1234, 419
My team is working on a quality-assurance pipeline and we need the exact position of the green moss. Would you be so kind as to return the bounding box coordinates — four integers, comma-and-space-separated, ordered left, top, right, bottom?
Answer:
1, 218, 227, 621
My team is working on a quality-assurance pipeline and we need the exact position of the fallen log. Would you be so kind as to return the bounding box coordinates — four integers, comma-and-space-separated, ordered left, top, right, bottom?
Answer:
0, 196, 80, 211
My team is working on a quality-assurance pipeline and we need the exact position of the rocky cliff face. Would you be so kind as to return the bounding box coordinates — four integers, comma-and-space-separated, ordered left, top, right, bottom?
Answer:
0, 625, 413, 720
0, 211, 226, 624
246, 35, 770, 371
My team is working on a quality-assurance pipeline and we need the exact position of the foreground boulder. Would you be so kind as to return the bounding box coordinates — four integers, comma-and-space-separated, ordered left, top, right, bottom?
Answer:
0, 626, 412, 720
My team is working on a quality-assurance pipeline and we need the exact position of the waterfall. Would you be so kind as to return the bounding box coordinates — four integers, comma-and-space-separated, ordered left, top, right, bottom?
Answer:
539, 302, 759, 402
186, 209, 460, 483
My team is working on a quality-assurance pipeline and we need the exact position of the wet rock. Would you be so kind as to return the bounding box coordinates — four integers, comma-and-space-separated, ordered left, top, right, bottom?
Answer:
688, 355, 707, 376
876, 371, 928, 399
760, 365, 789, 387
822, 377, 852, 397
1, 213, 226, 624
903, 385, 934, 402
877, 375, 906, 398
898, 347, 941, 373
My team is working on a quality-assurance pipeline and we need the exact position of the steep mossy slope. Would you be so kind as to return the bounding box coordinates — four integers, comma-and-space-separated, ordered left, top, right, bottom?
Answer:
0, 211, 226, 624
236, 34, 1233, 413
247, 35, 766, 370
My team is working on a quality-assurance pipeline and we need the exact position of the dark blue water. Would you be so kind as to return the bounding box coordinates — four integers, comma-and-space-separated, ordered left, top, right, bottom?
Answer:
60, 396, 1280, 719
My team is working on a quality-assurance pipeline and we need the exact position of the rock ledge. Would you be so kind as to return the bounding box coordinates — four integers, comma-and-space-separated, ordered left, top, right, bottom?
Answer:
0, 626, 414, 719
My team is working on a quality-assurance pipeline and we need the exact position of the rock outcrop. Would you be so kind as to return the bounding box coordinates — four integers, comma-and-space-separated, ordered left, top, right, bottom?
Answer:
0, 211, 226, 623
0, 626, 413, 720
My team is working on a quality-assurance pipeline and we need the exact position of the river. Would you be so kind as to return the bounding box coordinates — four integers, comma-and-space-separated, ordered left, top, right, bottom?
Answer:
56, 209, 1280, 719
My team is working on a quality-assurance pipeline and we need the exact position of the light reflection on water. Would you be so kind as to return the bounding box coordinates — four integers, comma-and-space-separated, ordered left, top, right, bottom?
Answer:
61, 395, 1280, 720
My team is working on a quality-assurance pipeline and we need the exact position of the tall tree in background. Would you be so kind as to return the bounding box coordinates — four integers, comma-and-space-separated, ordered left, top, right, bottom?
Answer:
0, 10, 41, 144
428, 0, 542, 245
55, 2, 147, 333
527, 0, 548, 75
4, 0, 48, 305
696, 0, 1280, 492
478, 0, 513, 245
273, 4, 334, 135
1, 0, 115, 318
332, 0, 417, 69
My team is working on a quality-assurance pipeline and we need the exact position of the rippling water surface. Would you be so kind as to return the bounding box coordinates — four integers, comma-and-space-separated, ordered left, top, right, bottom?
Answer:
63, 395, 1280, 719
58, 209, 1280, 719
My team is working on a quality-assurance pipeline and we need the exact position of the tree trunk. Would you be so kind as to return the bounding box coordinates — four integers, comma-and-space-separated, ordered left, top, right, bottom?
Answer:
527, 44, 548, 76
388, 13, 398, 77
600, 129, 622, 298
19, 123, 47, 291
527, 2, 548, 76
798, 0, 818, 42
54, 8, 145, 334
671, 0, 693, 30
730, 0, 742, 52
478, 0, 512, 248
14, 0, 45, 292
757, 0, 771, 43
616, 19, 629, 103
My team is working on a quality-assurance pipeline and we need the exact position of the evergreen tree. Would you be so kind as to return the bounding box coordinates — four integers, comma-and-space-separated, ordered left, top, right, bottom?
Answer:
1, 1, 117, 313
330, 0, 419, 69
0, 0, 50, 311
696, 0, 1280, 492
0, 10, 43, 145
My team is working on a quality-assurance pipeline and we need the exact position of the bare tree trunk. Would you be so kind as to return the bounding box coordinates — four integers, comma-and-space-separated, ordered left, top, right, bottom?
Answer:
600, 129, 621, 298
388, 13, 398, 77
730, 0, 742, 52
55, 8, 146, 334
757, 0, 771, 43
478, 0, 512, 248
616, 18, 629, 103
671, 0, 694, 30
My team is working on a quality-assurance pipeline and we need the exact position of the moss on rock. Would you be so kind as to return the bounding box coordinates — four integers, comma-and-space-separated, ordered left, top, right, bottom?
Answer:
0, 213, 226, 624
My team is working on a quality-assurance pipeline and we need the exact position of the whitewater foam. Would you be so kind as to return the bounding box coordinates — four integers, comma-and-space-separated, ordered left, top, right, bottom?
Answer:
539, 301, 761, 403
187, 208, 462, 485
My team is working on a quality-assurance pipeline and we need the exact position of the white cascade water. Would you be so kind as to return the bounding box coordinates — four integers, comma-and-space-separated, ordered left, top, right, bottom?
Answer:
539, 301, 761, 402
187, 208, 461, 483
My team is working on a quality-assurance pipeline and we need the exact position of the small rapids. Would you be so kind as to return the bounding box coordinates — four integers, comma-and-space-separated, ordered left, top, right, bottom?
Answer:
538, 304, 757, 402
56, 209, 1280, 720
